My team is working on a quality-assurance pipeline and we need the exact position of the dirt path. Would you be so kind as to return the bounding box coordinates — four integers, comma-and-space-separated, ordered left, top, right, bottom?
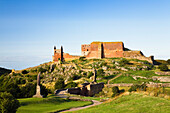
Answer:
61, 100, 102, 112
107, 73, 122, 84
56, 94, 102, 112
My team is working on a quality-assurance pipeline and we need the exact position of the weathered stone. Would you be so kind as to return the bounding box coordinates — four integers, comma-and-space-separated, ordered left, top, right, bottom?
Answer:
102, 66, 108, 70
33, 72, 44, 98
155, 72, 170, 75
152, 76, 170, 82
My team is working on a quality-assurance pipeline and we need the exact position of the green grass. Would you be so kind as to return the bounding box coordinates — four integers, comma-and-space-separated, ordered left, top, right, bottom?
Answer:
110, 75, 137, 84
17, 95, 92, 113
69, 93, 170, 113
126, 70, 166, 78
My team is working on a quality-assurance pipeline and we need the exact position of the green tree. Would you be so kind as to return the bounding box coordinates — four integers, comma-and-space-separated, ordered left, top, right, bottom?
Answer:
55, 78, 65, 89
21, 70, 28, 74
20, 83, 36, 98
0, 92, 20, 113
0, 82, 21, 98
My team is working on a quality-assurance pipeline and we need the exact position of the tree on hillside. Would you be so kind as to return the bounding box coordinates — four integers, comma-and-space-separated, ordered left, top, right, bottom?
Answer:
55, 78, 65, 89
0, 92, 20, 113
0, 82, 21, 98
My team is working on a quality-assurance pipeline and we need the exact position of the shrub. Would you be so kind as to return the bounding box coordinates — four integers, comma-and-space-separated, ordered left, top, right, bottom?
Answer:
119, 58, 129, 65
128, 83, 147, 92
112, 86, 120, 97
72, 74, 81, 80
0, 82, 21, 98
20, 83, 48, 98
55, 78, 65, 89
95, 86, 120, 97
40, 84, 48, 97
20, 83, 36, 98
158, 64, 169, 71
0, 92, 20, 113
97, 69, 105, 77
21, 70, 28, 74
87, 71, 93, 78
37, 67, 47, 73
65, 82, 77, 89
79, 57, 86, 61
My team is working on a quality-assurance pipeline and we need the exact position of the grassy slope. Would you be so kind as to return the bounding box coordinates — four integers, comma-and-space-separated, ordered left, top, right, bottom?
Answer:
69, 94, 170, 113
0, 67, 11, 76
17, 95, 92, 113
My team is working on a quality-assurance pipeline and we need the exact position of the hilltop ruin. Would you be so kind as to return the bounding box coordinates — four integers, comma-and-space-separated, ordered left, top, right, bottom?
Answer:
52, 41, 154, 63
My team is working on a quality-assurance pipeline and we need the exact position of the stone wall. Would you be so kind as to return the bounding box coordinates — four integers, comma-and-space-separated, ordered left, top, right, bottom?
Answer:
53, 46, 80, 62
155, 72, 170, 75
86, 83, 104, 96
107, 83, 170, 87
65, 83, 104, 96
123, 51, 154, 63
82, 41, 124, 59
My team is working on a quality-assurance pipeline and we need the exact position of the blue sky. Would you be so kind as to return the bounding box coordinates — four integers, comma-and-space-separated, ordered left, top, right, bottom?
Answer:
0, 0, 170, 70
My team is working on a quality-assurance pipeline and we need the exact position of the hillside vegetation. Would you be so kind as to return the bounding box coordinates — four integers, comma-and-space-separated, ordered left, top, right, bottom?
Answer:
0, 57, 169, 94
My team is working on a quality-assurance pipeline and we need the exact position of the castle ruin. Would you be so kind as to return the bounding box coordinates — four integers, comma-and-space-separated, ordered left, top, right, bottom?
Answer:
53, 41, 154, 63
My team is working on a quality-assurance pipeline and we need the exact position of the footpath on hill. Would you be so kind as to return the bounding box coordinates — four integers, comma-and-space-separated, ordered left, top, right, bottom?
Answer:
107, 73, 122, 84
56, 94, 102, 112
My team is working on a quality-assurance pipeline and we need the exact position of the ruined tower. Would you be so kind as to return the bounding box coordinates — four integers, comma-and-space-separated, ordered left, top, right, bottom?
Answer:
52, 45, 64, 62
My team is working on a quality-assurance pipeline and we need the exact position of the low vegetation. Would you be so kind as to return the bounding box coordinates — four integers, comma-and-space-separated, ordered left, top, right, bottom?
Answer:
0, 57, 169, 113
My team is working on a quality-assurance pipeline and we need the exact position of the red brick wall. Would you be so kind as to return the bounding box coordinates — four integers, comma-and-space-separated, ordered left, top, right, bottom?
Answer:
81, 44, 91, 51
53, 53, 61, 61
83, 42, 124, 58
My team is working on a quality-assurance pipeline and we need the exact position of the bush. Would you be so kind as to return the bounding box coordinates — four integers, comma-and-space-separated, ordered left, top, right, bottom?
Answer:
20, 83, 36, 98
55, 78, 65, 89
21, 70, 28, 74
97, 69, 105, 77
37, 67, 47, 73
0, 92, 20, 113
65, 82, 77, 89
158, 64, 169, 71
119, 58, 129, 65
87, 71, 93, 78
79, 57, 86, 61
72, 74, 81, 80
112, 86, 120, 97
0, 82, 21, 98
128, 83, 147, 92
95, 86, 120, 97
20, 83, 48, 98
40, 84, 48, 97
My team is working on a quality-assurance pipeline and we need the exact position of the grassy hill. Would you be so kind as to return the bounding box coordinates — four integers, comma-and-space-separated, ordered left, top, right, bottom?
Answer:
0, 67, 11, 76
69, 93, 170, 113
1, 57, 169, 92
17, 95, 92, 113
